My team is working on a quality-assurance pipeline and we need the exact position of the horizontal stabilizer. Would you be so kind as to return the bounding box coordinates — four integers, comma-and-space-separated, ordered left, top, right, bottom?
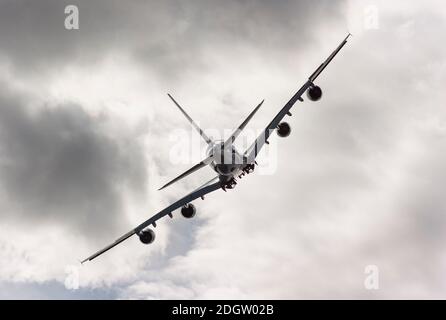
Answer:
158, 155, 213, 191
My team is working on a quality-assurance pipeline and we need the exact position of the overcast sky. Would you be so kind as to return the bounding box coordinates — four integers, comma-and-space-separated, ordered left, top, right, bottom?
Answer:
0, 0, 445, 299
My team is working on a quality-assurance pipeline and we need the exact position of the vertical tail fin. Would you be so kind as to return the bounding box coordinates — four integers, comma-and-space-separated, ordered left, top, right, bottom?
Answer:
223, 100, 264, 148
167, 94, 213, 145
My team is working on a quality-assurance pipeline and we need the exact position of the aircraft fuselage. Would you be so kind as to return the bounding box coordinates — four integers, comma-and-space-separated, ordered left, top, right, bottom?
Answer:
206, 141, 251, 189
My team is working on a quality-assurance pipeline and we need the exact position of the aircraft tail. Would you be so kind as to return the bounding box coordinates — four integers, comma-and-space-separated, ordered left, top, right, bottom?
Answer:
167, 93, 213, 145
223, 100, 264, 148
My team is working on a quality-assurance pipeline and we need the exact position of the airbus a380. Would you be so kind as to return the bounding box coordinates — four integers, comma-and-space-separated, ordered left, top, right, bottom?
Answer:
82, 34, 351, 263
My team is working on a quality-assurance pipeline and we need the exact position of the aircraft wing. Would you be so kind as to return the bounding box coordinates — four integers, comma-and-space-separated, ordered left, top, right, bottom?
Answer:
81, 176, 222, 263
244, 34, 350, 163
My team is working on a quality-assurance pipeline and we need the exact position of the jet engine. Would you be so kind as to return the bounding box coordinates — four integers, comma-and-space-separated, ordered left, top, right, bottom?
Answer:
181, 203, 196, 218
139, 229, 155, 244
306, 85, 322, 101
277, 122, 291, 138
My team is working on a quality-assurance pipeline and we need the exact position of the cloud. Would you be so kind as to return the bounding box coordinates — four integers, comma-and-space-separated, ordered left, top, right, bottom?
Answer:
0, 0, 345, 81
118, 0, 446, 299
0, 0, 445, 299
0, 84, 147, 239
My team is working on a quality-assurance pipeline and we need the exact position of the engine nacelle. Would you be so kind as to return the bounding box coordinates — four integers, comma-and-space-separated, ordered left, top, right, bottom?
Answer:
139, 229, 155, 244
306, 85, 322, 101
181, 203, 196, 219
277, 122, 291, 138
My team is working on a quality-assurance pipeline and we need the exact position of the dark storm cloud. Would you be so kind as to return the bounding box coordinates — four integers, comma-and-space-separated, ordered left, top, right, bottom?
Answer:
0, 85, 147, 238
0, 0, 345, 79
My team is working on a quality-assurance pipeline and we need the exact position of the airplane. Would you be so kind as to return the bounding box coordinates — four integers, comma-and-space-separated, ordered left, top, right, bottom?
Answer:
81, 34, 351, 263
